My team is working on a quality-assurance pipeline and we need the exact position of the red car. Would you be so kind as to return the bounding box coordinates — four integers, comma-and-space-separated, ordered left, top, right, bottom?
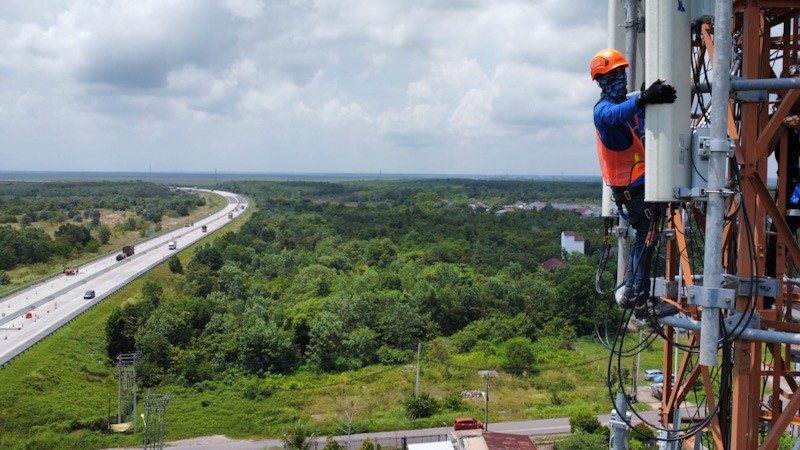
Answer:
454, 417, 484, 431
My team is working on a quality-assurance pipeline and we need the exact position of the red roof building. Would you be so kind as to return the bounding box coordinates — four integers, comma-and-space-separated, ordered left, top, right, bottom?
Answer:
541, 257, 567, 272
482, 432, 538, 449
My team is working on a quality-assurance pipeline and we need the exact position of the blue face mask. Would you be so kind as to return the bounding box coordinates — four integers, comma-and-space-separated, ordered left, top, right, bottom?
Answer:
598, 72, 628, 103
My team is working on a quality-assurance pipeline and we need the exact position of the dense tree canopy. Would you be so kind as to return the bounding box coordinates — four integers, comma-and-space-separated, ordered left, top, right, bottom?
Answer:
105, 179, 617, 386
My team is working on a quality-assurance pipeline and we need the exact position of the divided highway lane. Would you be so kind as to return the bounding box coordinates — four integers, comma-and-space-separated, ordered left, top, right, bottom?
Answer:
0, 189, 248, 366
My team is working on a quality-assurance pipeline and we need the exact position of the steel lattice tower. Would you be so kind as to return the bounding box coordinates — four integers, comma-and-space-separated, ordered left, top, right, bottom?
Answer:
142, 390, 170, 450
117, 353, 138, 432
605, 2, 800, 449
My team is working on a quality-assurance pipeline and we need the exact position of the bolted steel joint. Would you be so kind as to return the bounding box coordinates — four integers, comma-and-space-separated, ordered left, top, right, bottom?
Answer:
687, 285, 737, 309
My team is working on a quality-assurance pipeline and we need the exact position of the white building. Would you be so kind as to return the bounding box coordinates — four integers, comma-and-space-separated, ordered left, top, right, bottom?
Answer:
561, 231, 585, 257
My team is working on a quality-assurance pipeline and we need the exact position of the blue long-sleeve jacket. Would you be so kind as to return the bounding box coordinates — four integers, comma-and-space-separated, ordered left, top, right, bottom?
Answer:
594, 96, 646, 188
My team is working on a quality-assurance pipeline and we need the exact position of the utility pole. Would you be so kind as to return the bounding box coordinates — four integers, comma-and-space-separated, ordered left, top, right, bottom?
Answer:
634, 327, 642, 402
484, 374, 489, 431
415, 342, 421, 399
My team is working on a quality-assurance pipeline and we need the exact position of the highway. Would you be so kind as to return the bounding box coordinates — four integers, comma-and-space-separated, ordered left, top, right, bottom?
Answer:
0, 189, 248, 367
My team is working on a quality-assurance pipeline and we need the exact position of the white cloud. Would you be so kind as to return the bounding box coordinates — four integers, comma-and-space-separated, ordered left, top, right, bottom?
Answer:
223, 0, 266, 19
241, 83, 299, 112
320, 99, 365, 123
0, 0, 609, 176
450, 88, 493, 132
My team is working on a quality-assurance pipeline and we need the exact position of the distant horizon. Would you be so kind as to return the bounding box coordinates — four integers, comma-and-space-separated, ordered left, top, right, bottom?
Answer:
0, 170, 604, 184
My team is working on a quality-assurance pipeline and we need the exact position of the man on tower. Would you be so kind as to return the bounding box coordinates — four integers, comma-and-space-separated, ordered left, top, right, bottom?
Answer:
591, 48, 678, 319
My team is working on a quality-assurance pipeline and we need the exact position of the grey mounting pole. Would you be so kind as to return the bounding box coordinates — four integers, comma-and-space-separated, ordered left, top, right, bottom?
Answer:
624, 0, 638, 94
615, 0, 639, 299
611, 391, 630, 450
697, 0, 733, 367
669, 407, 682, 450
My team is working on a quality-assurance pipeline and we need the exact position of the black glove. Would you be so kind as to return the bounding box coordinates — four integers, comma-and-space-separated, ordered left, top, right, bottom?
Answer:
637, 80, 676, 106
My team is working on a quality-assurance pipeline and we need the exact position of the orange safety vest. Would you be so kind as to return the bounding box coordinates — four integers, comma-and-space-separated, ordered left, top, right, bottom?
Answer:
595, 121, 645, 188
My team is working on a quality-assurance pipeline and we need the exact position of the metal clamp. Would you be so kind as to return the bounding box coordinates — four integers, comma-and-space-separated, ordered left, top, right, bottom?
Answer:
654, 277, 678, 299
608, 409, 631, 431
704, 188, 735, 197
612, 226, 629, 238
687, 285, 737, 309
721, 274, 778, 298
700, 137, 735, 157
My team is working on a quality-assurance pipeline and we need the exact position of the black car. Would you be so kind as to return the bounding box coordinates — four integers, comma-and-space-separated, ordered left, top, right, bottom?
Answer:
116, 253, 126, 261
83, 290, 96, 299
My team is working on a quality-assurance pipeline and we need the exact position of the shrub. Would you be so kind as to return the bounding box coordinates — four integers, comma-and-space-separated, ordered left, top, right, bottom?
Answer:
376, 346, 410, 365
631, 422, 655, 444
168, 256, 184, 274
559, 432, 608, 450
96, 224, 111, 244
442, 392, 464, 410
404, 393, 438, 419
501, 336, 536, 375
282, 421, 315, 450
358, 438, 381, 450
570, 411, 601, 434
323, 438, 345, 450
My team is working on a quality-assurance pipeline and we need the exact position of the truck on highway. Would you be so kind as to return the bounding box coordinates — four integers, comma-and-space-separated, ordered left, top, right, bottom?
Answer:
63, 267, 78, 275
168, 241, 177, 250
228, 212, 233, 219
201, 225, 207, 232
122, 246, 135, 257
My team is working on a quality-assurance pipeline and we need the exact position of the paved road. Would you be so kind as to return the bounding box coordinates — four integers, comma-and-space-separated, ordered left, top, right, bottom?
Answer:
108, 410, 661, 450
0, 189, 247, 366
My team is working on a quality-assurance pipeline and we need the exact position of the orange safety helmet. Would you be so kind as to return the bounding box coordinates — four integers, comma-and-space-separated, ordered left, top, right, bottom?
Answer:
590, 48, 629, 80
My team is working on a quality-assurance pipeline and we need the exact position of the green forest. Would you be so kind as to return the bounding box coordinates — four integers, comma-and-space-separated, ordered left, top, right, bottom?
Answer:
0, 179, 642, 449
107, 179, 616, 384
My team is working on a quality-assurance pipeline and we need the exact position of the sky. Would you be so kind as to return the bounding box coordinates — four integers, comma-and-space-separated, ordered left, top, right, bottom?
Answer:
0, 0, 608, 176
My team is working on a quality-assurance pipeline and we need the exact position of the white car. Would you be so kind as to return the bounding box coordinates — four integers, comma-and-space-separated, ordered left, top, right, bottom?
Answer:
650, 383, 663, 400
644, 369, 663, 381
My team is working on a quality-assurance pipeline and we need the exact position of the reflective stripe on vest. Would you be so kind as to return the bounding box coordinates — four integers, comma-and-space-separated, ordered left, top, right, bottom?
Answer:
595, 122, 645, 187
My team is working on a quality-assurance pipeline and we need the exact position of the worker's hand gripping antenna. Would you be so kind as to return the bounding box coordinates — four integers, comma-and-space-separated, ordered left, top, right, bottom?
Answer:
638, 80, 677, 106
